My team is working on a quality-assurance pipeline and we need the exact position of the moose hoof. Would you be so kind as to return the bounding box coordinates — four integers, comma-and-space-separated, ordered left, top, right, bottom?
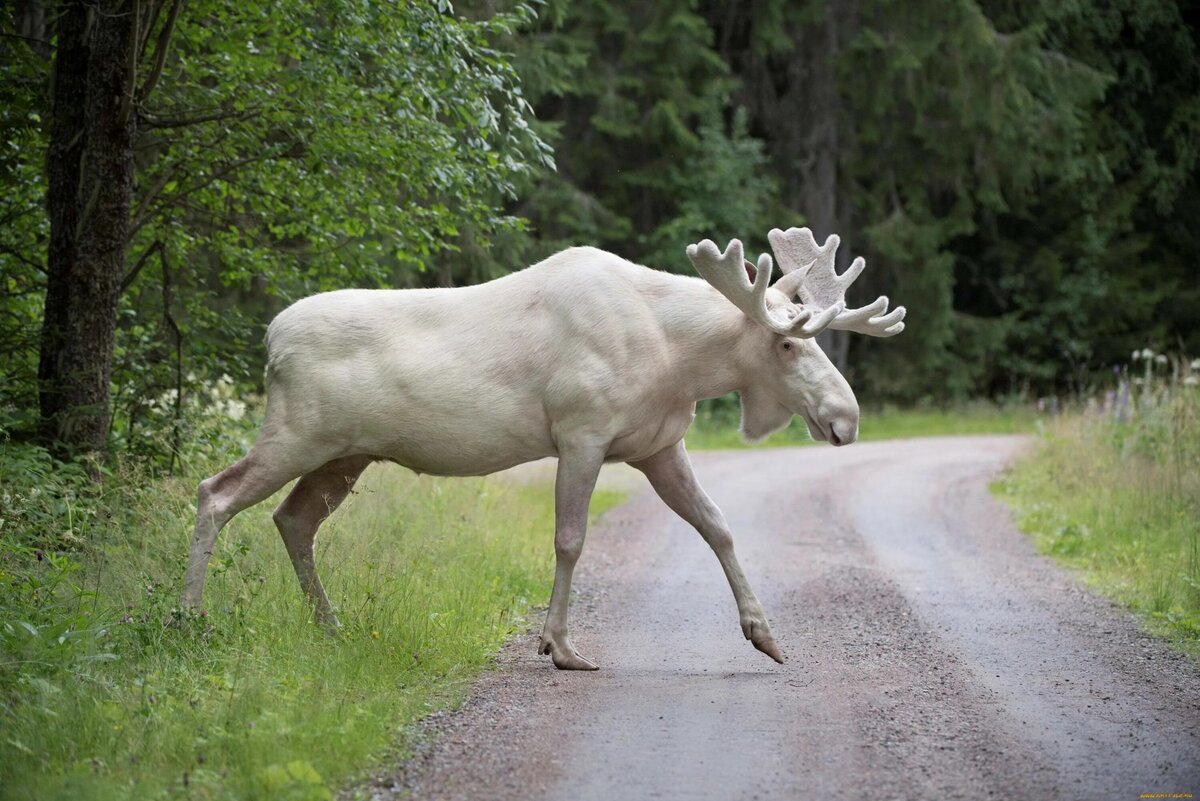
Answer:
752, 635, 784, 664
539, 637, 599, 671
743, 620, 784, 664
314, 608, 342, 634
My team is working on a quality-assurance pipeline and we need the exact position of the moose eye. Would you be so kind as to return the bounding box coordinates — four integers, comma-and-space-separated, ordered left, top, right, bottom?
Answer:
782, 341, 792, 351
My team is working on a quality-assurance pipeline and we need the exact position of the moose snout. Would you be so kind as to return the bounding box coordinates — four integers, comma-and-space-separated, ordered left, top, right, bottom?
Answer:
818, 399, 859, 447
828, 420, 857, 446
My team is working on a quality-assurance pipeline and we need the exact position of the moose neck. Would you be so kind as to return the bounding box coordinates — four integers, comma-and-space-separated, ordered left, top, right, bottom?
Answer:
656, 279, 765, 403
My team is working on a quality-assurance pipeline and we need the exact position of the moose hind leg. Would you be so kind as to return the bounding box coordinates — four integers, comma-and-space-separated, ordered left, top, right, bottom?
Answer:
272, 455, 372, 629
182, 437, 330, 609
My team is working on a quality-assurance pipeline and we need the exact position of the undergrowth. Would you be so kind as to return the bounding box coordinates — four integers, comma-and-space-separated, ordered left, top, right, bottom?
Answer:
995, 357, 1200, 654
0, 426, 620, 800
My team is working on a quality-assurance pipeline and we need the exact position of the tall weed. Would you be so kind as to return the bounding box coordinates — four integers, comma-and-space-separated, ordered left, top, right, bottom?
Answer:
997, 353, 1200, 650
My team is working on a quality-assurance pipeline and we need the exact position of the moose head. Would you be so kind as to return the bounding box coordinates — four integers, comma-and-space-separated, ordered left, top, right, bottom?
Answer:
687, 227, 906, 445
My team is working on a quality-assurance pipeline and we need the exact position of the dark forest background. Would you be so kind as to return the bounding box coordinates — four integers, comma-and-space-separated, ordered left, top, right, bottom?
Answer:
2, 0, 1197, 463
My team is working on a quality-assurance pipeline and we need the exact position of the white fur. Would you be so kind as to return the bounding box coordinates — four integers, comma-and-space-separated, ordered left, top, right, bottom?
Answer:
182, 240, 889, 670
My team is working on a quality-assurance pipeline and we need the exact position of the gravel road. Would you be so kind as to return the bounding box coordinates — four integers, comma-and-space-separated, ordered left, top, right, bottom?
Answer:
360, 435, 1200, 801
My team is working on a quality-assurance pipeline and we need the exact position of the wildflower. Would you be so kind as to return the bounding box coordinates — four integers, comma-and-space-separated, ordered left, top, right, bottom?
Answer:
1131, 350, 1141, 361
1191, 358, 1200, 371
226, 400, 247, 421
1185, 376, 1199, 387
35, 549, 44, 561
1141, 347, 1155, 360
372, 630, 380, 638
1155, 354, 1168, 365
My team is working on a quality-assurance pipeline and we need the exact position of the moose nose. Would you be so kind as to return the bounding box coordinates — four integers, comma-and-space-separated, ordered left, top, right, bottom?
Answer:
828, 420, 857, 446
819, 401, 859, 447
817, 392, 859, 447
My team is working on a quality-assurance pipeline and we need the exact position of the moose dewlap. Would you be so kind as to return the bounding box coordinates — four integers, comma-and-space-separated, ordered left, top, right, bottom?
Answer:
182, 227, 905, 670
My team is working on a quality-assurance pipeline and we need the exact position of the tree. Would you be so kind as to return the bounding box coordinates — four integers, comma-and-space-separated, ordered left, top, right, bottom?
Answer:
707, 0, 1114, 398
498, 0, 782, 269
968, 0, 1200, 387
37, 0, 147, 453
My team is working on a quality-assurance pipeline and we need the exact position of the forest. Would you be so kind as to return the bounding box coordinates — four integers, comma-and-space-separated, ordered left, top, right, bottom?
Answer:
2, 0, 1197, 463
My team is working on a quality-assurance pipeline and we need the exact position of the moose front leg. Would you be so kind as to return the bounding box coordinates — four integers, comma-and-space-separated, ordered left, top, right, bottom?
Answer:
631, 440, 783, 663
539, 442, 606, 671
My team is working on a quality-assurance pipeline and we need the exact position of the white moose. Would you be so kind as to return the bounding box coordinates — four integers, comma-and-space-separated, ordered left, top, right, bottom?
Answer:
182, 227, 904, 670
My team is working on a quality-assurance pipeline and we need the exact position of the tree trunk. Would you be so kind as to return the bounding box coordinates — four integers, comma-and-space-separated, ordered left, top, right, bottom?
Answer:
709, 1, 858, 371
38, 0, 137, 454
799, 5, 848, 369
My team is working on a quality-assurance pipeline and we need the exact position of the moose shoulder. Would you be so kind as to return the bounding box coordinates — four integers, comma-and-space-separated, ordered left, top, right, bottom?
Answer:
182, 228, 905, 671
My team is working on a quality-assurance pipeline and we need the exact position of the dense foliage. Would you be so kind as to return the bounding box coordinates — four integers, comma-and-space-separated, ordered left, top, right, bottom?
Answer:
1, 0, 1197, 464
1, 1, 549, 459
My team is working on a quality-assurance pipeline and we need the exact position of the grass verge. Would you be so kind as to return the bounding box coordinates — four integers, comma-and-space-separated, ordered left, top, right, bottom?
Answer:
686, 397, 1036, 450
993, 389, 1200, 655
0, 446, 621, 801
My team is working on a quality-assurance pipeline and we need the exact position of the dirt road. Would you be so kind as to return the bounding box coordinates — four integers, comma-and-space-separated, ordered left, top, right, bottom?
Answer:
364, 436, 1200, 801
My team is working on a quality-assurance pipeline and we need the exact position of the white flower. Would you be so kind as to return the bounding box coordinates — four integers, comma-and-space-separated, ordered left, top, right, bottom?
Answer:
1141, 348, 1155, 360
1155, 354, 1168, 365
1134, 377, 1145, 386
1131, 350, 1141, 361
225, 400, 246, 421
1190, 358, 1200, 371
1185, 376, 1199, 387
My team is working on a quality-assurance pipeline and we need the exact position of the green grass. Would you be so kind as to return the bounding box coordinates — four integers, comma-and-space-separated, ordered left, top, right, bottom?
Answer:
0, 449, 622, 801
685, 398, 1036, 450
994, 390, 1200, 654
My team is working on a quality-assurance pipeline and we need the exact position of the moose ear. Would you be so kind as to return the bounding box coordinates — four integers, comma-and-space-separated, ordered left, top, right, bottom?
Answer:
743, 259, 757, 283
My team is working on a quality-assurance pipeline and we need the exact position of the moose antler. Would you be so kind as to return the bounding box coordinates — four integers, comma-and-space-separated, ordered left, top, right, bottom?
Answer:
768, 227, 905, 337
686, 238, 843, 338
